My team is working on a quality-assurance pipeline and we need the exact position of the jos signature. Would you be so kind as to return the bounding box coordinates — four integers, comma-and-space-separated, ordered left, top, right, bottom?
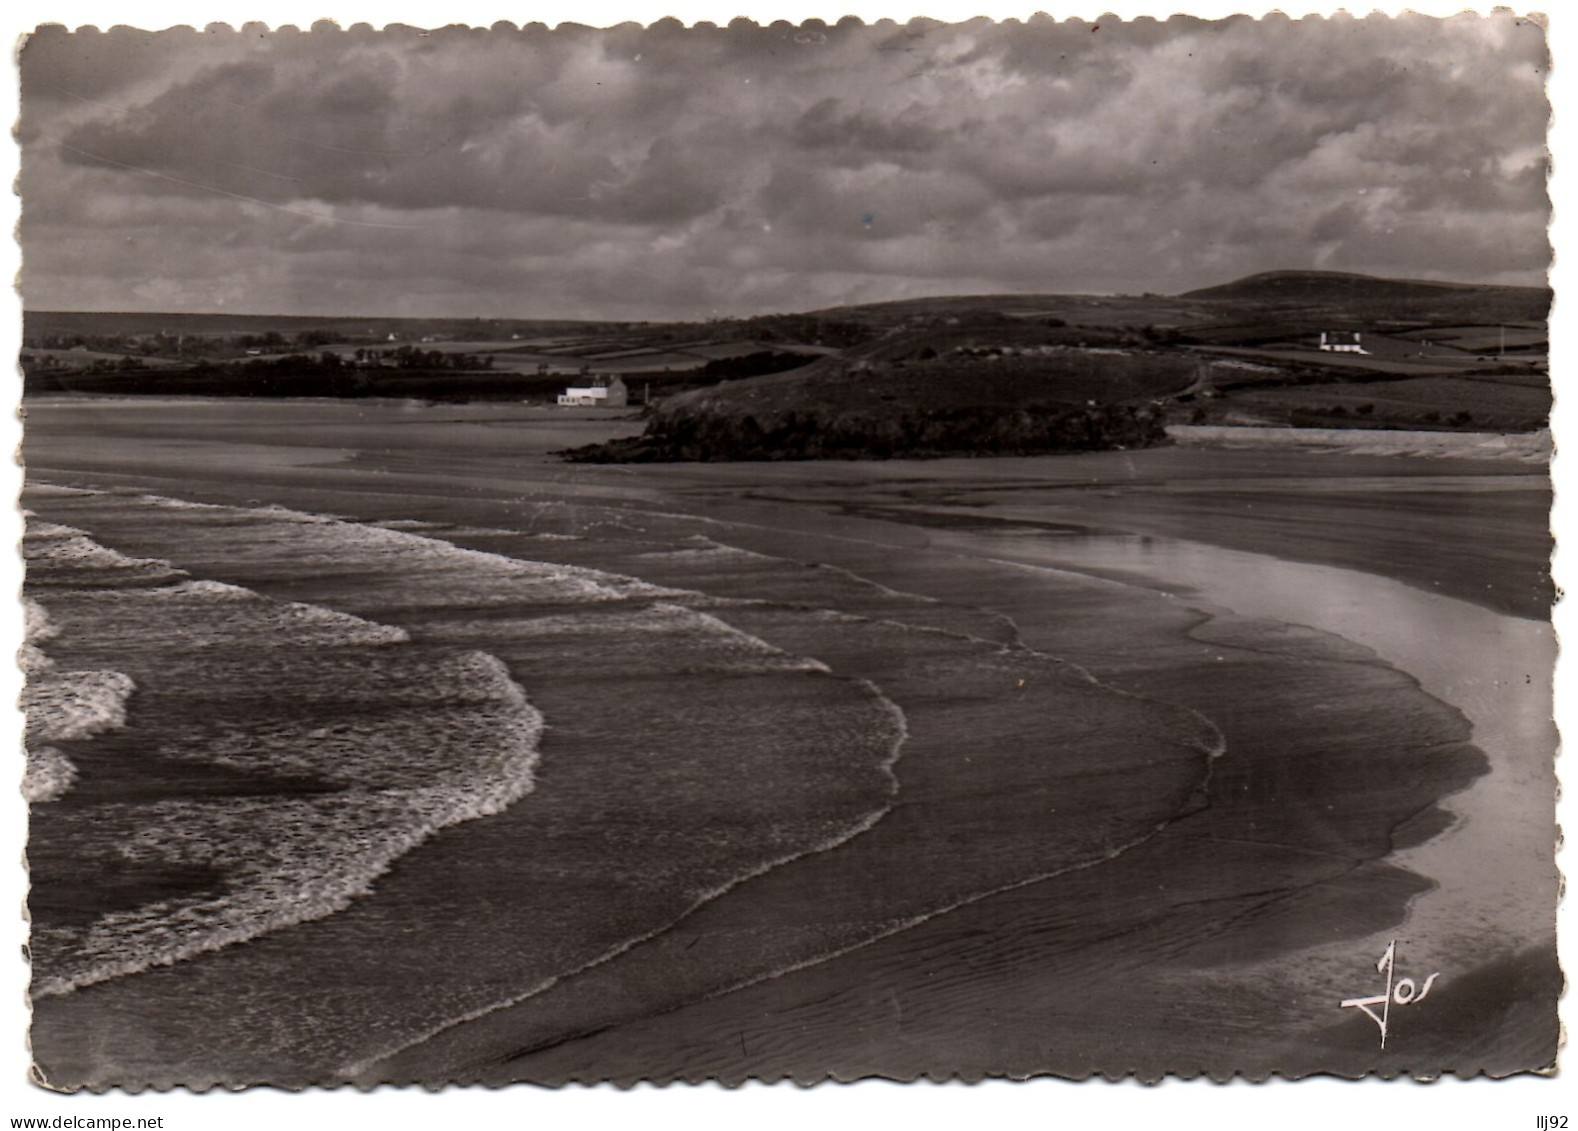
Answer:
1339, 939, 1440, 1048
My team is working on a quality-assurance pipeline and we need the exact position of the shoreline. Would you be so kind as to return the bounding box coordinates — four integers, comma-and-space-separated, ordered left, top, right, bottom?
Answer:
26, 482, 1220, 1088
904, 522, 1557, 1069
360, 503, 1529, 1082
20, 398, 1556, 1082
1167, 423, 1552, 464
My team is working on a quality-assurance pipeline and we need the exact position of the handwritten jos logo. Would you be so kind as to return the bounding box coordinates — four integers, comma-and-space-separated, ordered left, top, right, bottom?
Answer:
1339, 939, 1440, 1049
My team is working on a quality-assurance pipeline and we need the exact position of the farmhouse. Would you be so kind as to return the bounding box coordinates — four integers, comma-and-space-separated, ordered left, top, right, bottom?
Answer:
1319, 331, 1367, 355
557, 375, 629, 407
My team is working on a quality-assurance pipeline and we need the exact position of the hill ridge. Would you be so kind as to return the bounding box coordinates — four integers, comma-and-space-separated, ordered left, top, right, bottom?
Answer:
1181, 268, 1548, 303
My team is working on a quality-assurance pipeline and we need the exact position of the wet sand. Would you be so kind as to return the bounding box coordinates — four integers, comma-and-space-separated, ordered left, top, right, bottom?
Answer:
22, 398, 1556, 1082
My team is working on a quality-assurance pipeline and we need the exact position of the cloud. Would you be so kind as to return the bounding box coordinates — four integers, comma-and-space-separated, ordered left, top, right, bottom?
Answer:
18, 13, 1551, 318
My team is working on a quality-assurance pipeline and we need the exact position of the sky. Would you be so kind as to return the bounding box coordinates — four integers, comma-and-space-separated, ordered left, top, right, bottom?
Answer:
17, 12, 1552, 320
4, 8, 1578, 1131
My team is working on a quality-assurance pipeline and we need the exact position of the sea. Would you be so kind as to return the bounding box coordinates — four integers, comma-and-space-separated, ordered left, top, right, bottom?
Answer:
22, 481, 1222, 1086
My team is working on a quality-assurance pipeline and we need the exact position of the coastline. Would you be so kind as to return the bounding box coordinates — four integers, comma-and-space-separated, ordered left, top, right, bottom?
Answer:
871, 519, 1557, 1074
20, 398, 1556, 1083
377, 501, 1540, 1082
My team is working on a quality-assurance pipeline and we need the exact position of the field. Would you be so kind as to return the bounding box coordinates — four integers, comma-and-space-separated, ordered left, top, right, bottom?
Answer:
1197, 344, 1481, 376
20, 348, 182, 367
22, 270, 1552, 439
1223, 374, 1552, 431
1394, 323, 1548, 353
693, 349, 1199, 416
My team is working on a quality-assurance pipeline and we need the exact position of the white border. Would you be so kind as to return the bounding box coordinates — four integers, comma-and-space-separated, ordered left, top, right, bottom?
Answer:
1, 4, 1569, 1129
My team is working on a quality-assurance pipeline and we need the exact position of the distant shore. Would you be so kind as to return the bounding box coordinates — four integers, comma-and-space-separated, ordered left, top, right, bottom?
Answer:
1168, 423, 1552, 463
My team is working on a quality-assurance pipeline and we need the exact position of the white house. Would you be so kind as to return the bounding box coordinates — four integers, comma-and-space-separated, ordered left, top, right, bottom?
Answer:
557, 375, 629, 407
1319, 331, 1367, 355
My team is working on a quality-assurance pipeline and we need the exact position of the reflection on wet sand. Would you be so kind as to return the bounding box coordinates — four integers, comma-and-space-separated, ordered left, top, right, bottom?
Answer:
22, 398, 1556, 1083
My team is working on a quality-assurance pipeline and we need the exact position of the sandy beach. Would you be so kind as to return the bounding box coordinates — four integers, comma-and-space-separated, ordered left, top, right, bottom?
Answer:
21, 397, 1556, 1085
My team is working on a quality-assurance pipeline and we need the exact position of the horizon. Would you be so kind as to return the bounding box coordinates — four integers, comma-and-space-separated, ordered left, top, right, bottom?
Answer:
19, 16, 1551, 321
20, 265, 1554, 326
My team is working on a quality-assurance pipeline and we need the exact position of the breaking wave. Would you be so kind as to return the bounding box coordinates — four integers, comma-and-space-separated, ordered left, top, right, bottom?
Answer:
24, 517, 547, 998
24, 748, 78, 805
22, 596, 134, 804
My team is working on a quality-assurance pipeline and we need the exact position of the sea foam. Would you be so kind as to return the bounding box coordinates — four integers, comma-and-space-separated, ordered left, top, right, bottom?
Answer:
31, 664, 543, 997
420, 602, 832, 676
24, 517, 546, 998
117, 492, 686, 611
24, 668, 136, 744
23, 594, 136, 762
25, 488, 915, 1078
24, 522, 189, 587
24, 748, 78, 805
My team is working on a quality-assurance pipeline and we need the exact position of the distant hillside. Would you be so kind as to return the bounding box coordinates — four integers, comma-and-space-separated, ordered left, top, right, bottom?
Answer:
798, 291, 1208, 334
566, 347, 1194, 462
1181, 270, 1550, 318
30, 270, 1546, 452
24, 310, 617, 342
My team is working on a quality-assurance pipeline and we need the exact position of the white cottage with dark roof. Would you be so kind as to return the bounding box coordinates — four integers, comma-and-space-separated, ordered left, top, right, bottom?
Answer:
557, 375, 629, 407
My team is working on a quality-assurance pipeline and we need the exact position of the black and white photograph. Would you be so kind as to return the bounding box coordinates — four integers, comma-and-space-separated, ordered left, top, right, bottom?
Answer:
8, 3, 1566, 1106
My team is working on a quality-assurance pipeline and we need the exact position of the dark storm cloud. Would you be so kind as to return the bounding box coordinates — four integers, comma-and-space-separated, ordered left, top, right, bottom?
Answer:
18, 12, 1550, 318
789, 98, 946, 163
20, 25, 210, 102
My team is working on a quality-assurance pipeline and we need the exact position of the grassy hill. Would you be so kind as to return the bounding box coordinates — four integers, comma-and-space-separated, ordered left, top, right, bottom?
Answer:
1180, 269, 1550, 326
566, 345, 1196, 462
24, 268, 1550, 458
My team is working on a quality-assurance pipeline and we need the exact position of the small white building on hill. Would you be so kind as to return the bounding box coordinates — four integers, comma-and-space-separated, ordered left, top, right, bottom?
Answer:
558, 375, 628, 407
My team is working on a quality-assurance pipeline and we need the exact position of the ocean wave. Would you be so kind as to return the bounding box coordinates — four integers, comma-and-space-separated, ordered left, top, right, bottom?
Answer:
24, 485, 96, 498
24, 747, 78, 804
24, 597, 58, 644
371, 519, 442, 531
25, 487, 927, 1079
22, 595, 131, 803
32, 767, 535, 997
39, 583, 411, 652
24, 523, 188, 588
135, 494, 332, 521
24, 668, 136, 744
22, 598, 59, 675
558, 527, 1024, 647
635, 536, 772, 566
118, 492, 686, 610
187, 653, 538, 787
350, 591, 1225, 1078
29, 644, 543, 999
25, 520, 548, 999
26, 592, 137, 744
24, 485, 1222, 1085
339, 680, 908, 1078
421, 602, 832, 676
375, 519, 583, 541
